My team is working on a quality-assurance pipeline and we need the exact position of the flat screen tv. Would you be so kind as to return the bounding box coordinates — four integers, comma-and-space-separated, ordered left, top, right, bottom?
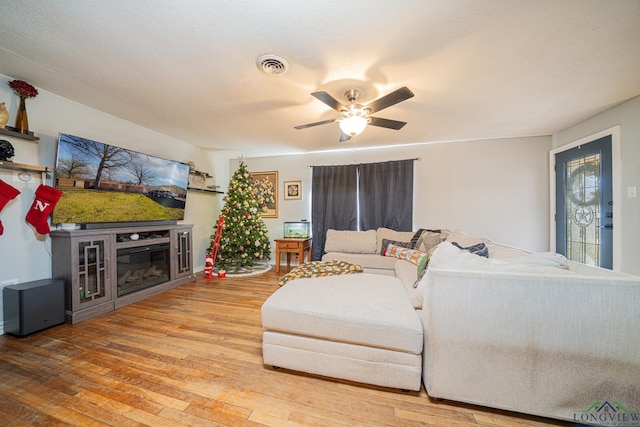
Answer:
53, 133, 191, 228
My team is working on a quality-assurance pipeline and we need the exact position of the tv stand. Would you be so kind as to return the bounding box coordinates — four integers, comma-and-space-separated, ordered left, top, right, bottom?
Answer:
51, 224, 194, 323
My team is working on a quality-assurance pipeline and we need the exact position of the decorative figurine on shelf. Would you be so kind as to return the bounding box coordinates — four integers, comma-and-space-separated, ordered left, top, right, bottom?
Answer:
0, 103, 9, 129
0, 140, 15, 162
204, 253, 214, 279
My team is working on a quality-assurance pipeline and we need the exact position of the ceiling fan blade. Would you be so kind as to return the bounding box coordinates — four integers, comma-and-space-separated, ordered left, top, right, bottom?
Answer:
311, 91, 345, 112
294, 119, 335, 130
365, 87, 414, 114
339, 132, 351, 142
368, 116, 407, 130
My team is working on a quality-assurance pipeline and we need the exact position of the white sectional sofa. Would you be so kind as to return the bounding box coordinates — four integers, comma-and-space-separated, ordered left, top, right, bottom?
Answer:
262, 228, 640, 423
422, 242, 640, 423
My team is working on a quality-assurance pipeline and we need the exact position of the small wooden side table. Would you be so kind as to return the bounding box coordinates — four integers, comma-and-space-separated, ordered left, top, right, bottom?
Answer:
275, 238, 312, 273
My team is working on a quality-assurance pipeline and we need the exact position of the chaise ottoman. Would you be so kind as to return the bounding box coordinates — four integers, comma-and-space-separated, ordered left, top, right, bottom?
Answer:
261, 273, 423, 390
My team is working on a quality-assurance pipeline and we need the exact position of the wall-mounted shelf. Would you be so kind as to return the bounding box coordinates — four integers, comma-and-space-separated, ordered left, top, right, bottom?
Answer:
0, 160, 50, 173
187, 187, 224, 194
0, 126, 39, 141
188, 169, 221, 193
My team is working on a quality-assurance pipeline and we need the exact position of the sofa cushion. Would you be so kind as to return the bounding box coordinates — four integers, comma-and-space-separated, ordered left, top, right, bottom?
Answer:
445, 230, 492, 247
262, 273, 423, 354
487, 243, 530, 260
394, 260, 426, 309
376, 228, 416, 254
322, 252, 398, 273
431, 242, 575, 274
324, 229, 377, 254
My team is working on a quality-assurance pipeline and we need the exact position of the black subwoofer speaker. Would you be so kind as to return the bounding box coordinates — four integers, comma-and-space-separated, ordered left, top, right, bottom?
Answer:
3, 279, 65, 337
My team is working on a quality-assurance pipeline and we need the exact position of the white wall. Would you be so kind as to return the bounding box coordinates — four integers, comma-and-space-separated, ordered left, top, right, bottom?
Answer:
235, 135, 552, 266
0, 73, 227, 324
553, 95, 640, 275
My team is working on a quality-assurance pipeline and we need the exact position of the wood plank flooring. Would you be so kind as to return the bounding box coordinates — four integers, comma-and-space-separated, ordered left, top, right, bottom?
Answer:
0, 269, 571, 426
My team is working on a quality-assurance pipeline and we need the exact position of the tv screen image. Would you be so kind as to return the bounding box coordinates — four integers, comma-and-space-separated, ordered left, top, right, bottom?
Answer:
53, 133, 191, 227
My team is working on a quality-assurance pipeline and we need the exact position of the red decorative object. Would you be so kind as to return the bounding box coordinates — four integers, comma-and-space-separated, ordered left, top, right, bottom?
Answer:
0, 179, 20, 236
204, 253, 214, 279
217, 270, 226, 278
25, 184, 62, 235
210, 216, 224, 265
7, 80, 38, 98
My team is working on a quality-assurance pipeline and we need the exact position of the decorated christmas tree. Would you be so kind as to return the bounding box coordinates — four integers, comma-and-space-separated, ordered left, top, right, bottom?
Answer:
211, 162, 271, 272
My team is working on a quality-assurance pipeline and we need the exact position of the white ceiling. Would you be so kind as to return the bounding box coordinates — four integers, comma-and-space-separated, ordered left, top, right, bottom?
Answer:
1, 0, 639, 158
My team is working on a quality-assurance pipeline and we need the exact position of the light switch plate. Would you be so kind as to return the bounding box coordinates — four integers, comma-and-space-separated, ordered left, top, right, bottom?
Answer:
628, 186, 637, 198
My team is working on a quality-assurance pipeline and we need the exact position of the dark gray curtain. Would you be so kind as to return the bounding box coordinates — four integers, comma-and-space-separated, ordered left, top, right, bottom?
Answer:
311, 164, 358, 260
358, 159, 413, 231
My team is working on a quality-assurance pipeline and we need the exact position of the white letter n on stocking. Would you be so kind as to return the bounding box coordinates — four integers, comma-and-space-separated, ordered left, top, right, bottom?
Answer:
34, 200, 50, 211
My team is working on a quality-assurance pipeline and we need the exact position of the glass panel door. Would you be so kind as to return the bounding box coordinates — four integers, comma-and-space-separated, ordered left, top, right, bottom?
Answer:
555, 135, 612, 268
78, 239, 109, 305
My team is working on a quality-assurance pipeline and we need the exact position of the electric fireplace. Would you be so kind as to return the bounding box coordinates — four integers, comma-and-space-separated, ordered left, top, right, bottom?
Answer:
117, 243, 170, 297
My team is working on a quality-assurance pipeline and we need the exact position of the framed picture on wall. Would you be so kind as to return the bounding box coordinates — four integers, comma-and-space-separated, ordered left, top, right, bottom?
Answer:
250, 171, 278, 218
284, 180, 302, 200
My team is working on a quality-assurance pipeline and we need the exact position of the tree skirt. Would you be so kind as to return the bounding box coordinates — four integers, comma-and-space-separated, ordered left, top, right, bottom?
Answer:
215, 262, 272, 277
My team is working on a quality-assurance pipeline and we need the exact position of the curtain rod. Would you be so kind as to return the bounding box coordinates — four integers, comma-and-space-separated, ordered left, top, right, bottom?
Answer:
308, 157, 421, 167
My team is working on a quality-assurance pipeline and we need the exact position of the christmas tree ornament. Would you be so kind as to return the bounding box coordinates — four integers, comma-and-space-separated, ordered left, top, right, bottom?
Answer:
25, 184, 62, 235
0, 179, 20, 235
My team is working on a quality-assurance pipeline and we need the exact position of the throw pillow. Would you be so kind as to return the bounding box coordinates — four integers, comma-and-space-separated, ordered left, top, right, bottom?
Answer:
416, 231, 444, 252
376, 228, 416, 253
410, 228, 445, 252
451, 241, 489, 258
379, 238, 414, 255
385, 243, 429, 267
413, 244, 439, 288
410, 228, 439, 245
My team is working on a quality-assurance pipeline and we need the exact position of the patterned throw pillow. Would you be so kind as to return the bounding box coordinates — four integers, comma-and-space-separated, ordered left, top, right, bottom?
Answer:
379, 238, 414, 255
385, 243, 435, 286
385, 243, 429, 266
413, 245, 438, 288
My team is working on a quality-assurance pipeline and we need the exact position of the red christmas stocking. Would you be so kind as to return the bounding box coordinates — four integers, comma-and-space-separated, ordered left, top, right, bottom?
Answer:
0, 179, 21, 235
26, 184, 62, 235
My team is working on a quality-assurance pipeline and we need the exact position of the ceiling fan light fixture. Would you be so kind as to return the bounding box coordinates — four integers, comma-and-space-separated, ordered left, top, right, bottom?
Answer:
339, 115, 368, 136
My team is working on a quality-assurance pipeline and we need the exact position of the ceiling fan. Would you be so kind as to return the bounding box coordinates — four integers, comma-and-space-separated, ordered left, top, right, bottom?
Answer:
294, 86, 415, 141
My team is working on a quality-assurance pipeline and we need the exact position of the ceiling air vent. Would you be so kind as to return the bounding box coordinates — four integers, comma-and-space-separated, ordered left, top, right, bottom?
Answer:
256, 54, 289, 76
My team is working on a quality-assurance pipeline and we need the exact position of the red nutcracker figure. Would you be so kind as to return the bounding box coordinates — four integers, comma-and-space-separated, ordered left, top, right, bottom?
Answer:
204, 253, 214, 279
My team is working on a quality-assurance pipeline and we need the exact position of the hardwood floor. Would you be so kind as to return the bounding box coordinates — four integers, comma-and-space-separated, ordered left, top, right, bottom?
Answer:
0, 269, 570, 426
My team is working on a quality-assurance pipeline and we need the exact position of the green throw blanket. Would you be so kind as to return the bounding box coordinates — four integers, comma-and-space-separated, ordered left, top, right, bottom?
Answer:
278, 260, 364, 287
